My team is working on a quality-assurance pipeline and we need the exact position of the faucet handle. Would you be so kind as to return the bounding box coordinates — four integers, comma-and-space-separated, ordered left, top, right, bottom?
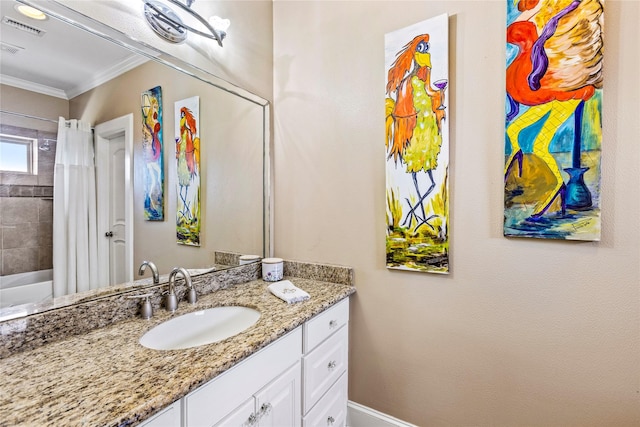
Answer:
127, 293, 154, 319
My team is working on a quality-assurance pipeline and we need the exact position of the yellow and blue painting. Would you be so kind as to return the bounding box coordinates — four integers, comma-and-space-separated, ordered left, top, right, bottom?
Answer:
504, 0, 603, 241
385, 14, 450, 274
175, 96, 201, 246
141, 86, 164, 220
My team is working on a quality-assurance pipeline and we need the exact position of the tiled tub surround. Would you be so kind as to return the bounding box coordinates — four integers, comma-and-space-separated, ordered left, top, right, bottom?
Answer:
0, 189, 54, 276
0, 124, 57, 276
0, 260, 355, 427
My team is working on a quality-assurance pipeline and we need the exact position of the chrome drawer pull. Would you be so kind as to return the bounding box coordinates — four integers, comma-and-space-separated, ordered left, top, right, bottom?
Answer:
329, 319, 338, 328
327, 360, 337, 370
327, 415, 335, 425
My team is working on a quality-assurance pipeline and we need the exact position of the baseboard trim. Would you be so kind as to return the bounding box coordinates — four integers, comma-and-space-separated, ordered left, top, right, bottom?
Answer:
347, 401, 417, 427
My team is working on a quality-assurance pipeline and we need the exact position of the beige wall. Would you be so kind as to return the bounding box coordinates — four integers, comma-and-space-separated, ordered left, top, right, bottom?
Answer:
70, 61, 265, 273
6, 1, 638, 424
273, 1, 640, 426
0, 84, 68, 133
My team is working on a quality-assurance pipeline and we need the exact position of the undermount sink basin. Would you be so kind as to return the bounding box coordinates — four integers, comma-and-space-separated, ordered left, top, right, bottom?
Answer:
140, 306, 260, 350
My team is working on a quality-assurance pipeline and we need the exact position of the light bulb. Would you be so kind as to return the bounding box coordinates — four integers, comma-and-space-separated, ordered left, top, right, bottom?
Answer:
209, 15, 230, 38
15, 5, 47, 20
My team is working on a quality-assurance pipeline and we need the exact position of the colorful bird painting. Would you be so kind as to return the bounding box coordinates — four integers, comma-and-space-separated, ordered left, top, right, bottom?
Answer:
176, 106, 199, 220
386, 33, 446, 230
175, 97, 201, 246
504, 0, 603, 240
384, 14, 450, 274
141, 86, 164, 220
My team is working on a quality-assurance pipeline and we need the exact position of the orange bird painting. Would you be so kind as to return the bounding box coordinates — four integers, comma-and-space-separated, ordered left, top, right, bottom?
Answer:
504, 0, 603, 240
175, 96, 201, 246
385, 14, 450, 274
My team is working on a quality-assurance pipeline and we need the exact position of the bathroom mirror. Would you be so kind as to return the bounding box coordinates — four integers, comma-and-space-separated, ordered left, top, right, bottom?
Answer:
0, 0, 271, 319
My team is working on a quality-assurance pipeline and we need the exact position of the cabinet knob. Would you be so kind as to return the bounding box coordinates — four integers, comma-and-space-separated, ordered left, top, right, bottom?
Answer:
247, 413, 258, 426
329, 319, 338, 328
327, 360, 337, 370
327, 415, 335, 425
259, 402, 272, 417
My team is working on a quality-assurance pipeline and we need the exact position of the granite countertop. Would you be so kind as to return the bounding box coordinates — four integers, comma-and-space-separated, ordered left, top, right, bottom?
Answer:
0, 276, 355, 427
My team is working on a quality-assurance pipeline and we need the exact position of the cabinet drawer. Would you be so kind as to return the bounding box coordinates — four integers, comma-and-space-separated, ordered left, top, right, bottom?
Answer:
303, 325, 348, 414
303, 372, 347, 427
304, 298, 349, 353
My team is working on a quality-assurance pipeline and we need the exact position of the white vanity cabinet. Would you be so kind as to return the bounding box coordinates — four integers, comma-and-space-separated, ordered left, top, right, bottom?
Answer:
184, 327, 302, 427
139, 297, 350, 427
302, 298, 350, 427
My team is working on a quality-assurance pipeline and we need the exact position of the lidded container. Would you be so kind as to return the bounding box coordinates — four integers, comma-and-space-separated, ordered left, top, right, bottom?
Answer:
239, 254, 261, 265
262, 257, 283, 282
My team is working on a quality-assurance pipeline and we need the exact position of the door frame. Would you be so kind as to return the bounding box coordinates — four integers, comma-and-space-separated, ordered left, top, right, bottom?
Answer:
94, 114, 134, 285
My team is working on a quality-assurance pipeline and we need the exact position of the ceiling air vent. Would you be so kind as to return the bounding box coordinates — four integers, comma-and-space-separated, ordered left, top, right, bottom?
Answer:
1, 16, 46, 37
0, 41, 24, 54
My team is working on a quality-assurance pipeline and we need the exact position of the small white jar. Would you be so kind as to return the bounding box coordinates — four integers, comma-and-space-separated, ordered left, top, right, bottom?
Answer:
239, 254, 261, 265
262, 257, 283, 282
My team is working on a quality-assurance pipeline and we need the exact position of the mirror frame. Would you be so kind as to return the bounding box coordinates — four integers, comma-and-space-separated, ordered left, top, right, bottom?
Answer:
0, 0, 272, 322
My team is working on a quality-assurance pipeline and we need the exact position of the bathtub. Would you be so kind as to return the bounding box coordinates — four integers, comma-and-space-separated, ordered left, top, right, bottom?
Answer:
0, 269, 53, 309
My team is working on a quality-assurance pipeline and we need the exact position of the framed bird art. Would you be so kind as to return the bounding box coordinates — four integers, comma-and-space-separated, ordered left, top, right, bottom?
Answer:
141, 86, 164, 221
385, 14, 450, 274
504, 0, 604, 241
175, 96, 201, 246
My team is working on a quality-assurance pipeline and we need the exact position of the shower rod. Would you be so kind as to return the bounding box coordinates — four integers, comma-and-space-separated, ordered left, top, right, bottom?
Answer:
0, 110, 95, 130
0, 109, 60, 124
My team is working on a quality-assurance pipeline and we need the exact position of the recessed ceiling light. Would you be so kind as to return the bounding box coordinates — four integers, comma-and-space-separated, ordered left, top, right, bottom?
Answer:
14, 4, 47, 21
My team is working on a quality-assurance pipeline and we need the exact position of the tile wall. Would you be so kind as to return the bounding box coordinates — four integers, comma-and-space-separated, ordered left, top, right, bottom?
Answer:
0, 124, 56, 276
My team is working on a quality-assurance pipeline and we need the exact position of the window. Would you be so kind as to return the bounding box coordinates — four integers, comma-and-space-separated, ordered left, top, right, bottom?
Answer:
0, 133, 38, 174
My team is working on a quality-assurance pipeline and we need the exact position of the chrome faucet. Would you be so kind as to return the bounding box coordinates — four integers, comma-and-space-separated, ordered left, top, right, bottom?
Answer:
168, 267, 197, 309
138, 260, 159, 284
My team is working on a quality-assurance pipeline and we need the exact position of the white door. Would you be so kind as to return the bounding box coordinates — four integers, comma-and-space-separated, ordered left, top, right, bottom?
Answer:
106, 134, 126, 285
95, 114, 133, 286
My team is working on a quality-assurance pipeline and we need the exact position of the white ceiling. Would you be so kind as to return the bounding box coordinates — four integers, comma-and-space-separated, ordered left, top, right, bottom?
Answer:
0, 0, 147, 99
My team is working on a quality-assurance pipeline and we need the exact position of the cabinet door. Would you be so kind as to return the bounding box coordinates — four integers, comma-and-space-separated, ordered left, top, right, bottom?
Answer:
214, 397, 256, 427
184, 328, 302, 426
255, 362, 301, 427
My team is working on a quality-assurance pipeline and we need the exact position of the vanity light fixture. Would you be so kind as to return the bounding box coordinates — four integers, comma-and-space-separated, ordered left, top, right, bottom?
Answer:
142, 0, 229, 47
14, 4, 47, 21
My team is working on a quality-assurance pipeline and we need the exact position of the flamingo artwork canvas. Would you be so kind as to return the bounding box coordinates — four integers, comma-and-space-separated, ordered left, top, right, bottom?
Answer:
141, 86, 164, 221
174, 96, 201, 246
385, 14, 450, 274
504, 0, 603, 241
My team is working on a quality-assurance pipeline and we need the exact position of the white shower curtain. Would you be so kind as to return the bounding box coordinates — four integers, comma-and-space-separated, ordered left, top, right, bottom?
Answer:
53, 118, 99, 297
